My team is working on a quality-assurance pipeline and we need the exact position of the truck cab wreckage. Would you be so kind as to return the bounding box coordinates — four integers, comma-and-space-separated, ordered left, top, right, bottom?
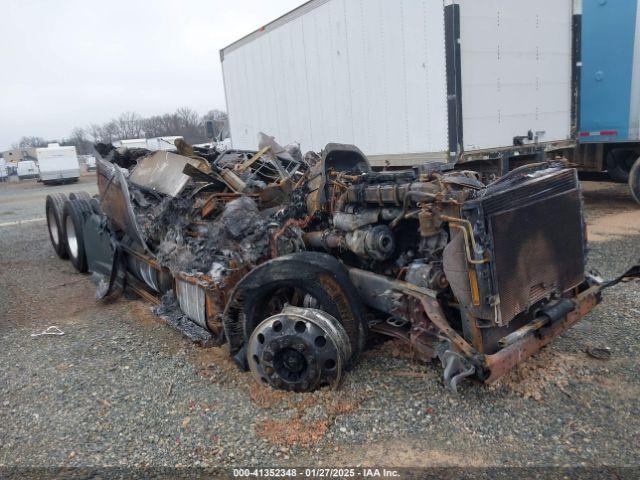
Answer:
45, 138, 640, 392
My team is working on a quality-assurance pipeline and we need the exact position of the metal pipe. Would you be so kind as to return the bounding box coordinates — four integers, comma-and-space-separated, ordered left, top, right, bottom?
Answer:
440, 216, 488, 265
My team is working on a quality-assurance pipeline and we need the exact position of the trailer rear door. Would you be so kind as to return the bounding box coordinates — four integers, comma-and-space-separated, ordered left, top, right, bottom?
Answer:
455, 0, 574, 151
580, 0, 640, 142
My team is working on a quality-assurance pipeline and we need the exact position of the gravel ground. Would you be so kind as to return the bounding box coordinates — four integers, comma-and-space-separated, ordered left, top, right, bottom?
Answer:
0, 177, 638, 474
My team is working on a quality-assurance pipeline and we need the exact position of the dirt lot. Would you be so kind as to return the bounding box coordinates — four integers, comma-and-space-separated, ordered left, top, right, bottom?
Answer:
0, 175, 639, 474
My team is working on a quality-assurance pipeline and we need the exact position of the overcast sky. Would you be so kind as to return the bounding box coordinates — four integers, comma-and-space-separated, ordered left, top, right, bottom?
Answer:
0, 0, 303, 151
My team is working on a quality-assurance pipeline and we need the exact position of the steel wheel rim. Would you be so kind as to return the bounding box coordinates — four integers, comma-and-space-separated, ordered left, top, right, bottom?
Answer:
48, 209, 59, 245
65, 215, 78, 259
248, 305, 351, 392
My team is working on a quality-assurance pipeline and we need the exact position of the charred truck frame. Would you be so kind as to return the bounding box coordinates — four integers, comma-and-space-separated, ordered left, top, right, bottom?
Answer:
45, 139, 639, 392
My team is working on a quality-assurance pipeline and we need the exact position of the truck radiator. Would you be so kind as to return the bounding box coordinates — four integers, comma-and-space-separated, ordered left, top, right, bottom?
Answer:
465, 169, 586, 325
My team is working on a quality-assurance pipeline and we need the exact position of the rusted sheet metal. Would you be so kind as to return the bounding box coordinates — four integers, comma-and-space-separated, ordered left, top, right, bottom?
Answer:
483, 287, 600, 383
96, 156, 151, 254
129, 151, 208, 197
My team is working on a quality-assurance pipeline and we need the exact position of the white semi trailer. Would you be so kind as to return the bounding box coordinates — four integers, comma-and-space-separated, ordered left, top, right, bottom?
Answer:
221, 0, 574, 169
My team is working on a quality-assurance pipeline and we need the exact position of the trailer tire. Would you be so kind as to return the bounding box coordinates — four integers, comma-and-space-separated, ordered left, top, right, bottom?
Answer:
45, 193, 69, 259
62, 198, 92, 273
606, 149, 637, 183
629, 157, 640, 205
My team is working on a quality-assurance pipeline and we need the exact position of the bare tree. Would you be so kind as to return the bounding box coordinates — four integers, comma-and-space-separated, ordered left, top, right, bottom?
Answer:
66, 127, 93, 155
16, 136, 48, 149
143, 115, 165, 138
13, 107, 229, 153
87, 124, 105, 143
104, 121, 120, 143
116, 112, 144, 139
176, 107, 204, 144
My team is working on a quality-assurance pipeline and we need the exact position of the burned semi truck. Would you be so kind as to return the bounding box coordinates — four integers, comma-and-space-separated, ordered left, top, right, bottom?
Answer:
45, 140, 639, 392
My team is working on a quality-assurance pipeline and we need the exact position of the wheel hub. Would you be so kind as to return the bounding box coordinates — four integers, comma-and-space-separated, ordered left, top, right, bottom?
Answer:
278, 348, 306, 374
247, 305, 351, 392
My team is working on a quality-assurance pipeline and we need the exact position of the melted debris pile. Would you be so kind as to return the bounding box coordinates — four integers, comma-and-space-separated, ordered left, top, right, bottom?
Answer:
97, 134, 309, 280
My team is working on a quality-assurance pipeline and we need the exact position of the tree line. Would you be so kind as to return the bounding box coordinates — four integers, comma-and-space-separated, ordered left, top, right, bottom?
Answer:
12, 107, 229, 155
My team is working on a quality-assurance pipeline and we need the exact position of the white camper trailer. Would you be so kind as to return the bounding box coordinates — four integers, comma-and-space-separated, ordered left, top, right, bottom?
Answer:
37, 144, 80, 184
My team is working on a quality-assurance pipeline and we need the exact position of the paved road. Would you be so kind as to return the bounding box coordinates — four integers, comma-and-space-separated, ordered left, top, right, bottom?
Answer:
0, 175, 98, 226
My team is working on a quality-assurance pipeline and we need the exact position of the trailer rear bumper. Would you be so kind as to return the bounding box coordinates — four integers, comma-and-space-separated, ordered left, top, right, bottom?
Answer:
40, 169, 80, 182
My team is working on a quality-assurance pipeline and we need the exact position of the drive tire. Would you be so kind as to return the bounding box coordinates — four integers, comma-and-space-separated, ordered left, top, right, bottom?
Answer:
606, 149, 637, 183
68, 191, 93, 202
45, 193, 69, 259
62, 198, 92, 273
629, 157, 640, 205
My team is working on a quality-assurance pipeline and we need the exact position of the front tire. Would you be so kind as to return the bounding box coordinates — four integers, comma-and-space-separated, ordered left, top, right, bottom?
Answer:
227, 253, 367, 391
240, 267, 366, 368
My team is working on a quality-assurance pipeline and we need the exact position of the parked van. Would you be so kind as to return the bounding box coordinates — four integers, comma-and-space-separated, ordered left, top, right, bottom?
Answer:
17, 160, 39, 180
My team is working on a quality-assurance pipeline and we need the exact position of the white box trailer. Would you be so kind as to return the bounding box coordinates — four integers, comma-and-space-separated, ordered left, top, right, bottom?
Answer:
113, 139, 149, 149
37, 144, 80, 184
221, 0, 574, 167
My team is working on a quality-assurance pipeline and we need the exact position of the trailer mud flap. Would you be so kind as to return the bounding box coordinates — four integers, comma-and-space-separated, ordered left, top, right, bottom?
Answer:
83, 212, 125, 300
83, 213, 114, 279
95, 247, 127, 301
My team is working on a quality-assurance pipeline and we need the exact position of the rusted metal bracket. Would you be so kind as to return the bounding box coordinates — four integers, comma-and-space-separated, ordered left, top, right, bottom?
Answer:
484, 286, 600, 383
441, 349, 475, 393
